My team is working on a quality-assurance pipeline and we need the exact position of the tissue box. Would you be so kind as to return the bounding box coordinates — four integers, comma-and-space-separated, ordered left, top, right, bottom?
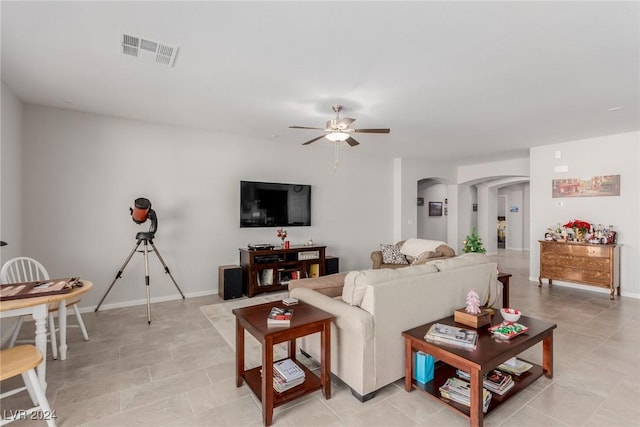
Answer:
413, 351, 434, 384
454, 307, 493, 328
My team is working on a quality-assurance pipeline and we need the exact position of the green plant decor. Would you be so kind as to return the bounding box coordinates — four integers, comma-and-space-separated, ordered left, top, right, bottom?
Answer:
462, 227, 487, 253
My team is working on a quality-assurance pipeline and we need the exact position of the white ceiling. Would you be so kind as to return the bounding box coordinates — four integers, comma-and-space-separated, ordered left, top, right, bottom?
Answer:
2, 1, 638, 164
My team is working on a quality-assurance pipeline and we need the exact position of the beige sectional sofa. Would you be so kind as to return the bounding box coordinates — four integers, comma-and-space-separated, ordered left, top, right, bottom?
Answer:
288, 253, 501, 401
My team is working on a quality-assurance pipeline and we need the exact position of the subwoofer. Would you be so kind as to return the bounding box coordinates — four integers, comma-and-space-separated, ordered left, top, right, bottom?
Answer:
218, 265, 243, 300
325, 256, 339, 275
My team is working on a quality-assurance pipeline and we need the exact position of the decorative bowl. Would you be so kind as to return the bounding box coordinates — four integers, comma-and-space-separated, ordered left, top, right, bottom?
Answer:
500, 308, 521, 323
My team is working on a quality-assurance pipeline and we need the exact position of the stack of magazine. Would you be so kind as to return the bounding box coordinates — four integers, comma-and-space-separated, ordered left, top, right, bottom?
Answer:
273, 358, 305, 393
497, 357, 533, 376
425, 323, 478, 350
457, 369, 515, 396
439, 377, 491, 413
267, 307, 293, 326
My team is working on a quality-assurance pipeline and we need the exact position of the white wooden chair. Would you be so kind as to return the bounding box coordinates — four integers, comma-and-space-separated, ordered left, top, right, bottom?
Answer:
0, 257, 89, 359
0, 345, 56, 427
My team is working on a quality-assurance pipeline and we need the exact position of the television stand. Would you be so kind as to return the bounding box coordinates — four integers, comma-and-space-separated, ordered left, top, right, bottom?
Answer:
239, 245, 326, 297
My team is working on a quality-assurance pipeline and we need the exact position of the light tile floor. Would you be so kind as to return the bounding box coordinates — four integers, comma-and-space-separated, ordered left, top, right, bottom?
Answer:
2, 250, 639, 426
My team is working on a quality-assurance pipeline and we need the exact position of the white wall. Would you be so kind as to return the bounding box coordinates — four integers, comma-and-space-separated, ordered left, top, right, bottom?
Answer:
458, 158, 529, 184
530, 132, 640, 297
12, 104, 640, 307
21, 105, 395, 309
1, 82, 25, 342
0, 81, 23, 261
394, 157, 456, 246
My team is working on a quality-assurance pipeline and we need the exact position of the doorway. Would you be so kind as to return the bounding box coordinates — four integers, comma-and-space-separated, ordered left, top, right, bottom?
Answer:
497, 195, 507, 249
497, 216, 506, 249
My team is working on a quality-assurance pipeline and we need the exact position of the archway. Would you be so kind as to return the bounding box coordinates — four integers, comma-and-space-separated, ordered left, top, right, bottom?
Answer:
458, 177, 530, 255
417, 178, 449, 242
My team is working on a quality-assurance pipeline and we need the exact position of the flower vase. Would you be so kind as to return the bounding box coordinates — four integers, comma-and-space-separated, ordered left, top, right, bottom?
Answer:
576, 229, 585, 242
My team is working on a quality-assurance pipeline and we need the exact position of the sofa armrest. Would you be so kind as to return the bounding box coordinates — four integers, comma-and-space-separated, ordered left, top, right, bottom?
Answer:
371, 251, 383, 269
288, 273, 347, 298
290, 287, 374, 338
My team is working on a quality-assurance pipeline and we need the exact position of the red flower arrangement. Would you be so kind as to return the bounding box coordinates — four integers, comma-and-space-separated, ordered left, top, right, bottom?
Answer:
276, 227, 287, 242
563, 219, 591, 233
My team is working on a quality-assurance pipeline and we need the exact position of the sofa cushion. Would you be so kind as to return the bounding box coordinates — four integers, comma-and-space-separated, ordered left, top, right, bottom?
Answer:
400, 238, 448, 257
411, 250, 442, 265
342, 264, 439, 306
432, 253, 490, 271
380, 244, 408, 265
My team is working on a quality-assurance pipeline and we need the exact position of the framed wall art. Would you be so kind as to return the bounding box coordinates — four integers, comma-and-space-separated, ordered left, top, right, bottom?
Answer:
552, 175, 620, 198
429, 202, 443, 216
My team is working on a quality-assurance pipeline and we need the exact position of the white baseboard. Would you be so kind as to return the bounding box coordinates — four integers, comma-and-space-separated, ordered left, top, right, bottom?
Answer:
83, 289, 218, 313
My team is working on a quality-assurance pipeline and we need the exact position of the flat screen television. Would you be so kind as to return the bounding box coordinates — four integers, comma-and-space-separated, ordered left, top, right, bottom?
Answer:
240, 181, 311, 227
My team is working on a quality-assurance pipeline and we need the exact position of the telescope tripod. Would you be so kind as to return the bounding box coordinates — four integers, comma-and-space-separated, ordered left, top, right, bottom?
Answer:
95, 232, 185, 324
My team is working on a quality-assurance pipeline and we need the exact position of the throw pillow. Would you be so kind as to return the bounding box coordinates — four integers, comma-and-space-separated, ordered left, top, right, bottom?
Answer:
411, 250, 442, 265
380, 244, 408, 265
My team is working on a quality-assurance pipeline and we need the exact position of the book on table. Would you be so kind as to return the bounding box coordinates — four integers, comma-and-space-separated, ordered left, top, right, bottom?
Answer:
439, 377, 491, 413
273, 358, 305, 382
272, 358, 306, 393
267, 307, 293, 326
273, 370, 305, 393
0, 277, 81, 301
497, 357, 533, 376
457, 369, 515, 396
425, 323, 478, 349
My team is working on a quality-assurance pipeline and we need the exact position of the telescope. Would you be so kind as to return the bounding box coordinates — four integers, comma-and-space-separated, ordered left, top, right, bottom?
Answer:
130, 197, 157, 238
95, 197, 184, 323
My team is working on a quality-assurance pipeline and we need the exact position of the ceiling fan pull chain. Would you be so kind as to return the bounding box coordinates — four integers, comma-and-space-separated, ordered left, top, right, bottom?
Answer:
334, 142, 340, 172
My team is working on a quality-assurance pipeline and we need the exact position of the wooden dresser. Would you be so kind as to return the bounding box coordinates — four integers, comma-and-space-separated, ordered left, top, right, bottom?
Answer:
538, 240, 620, 299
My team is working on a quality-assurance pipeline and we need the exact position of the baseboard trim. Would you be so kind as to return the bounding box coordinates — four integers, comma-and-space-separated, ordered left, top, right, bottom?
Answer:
83, 290, 218, 313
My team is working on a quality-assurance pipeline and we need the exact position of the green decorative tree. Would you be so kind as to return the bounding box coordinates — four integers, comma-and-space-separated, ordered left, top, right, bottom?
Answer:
462, 227, 487, 253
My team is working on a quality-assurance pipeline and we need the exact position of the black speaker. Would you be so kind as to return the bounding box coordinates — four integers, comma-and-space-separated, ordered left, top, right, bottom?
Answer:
325, 256, 339, 275
218, 265, 243, 300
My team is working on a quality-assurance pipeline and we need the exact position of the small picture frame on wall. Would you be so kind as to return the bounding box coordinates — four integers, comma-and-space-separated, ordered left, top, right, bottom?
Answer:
429, 202, 443, 216
417, 197, 424, 206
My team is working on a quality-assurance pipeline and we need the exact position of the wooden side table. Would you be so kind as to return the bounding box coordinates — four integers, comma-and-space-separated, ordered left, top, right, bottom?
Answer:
497, 273, 511, 308
233, 301, 334, 426
402, 314, 556, 427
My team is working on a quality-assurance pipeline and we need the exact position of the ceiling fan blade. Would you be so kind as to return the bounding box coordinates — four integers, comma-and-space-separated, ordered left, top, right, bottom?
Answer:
352, 128, 391, 134
345, 137, 360, 147
302, 135, 327, 145
290, 126, 325, 130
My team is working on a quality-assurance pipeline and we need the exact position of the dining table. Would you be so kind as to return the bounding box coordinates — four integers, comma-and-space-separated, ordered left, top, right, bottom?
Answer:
0, 279, 93, 390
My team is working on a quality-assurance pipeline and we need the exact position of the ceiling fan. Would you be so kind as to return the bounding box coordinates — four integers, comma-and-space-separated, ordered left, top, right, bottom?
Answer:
289, 105, 390, 146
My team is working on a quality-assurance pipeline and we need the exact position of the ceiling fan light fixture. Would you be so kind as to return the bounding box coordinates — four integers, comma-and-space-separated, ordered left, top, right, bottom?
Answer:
325, 132, 350, 142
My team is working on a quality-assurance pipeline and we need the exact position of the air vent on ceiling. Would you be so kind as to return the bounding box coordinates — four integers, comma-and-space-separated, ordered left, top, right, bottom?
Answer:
120, 33, 178, 67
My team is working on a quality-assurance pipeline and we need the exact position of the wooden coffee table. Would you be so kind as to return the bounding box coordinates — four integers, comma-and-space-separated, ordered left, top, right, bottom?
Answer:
402, 313, 556, 427
233, 300, 334, 426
